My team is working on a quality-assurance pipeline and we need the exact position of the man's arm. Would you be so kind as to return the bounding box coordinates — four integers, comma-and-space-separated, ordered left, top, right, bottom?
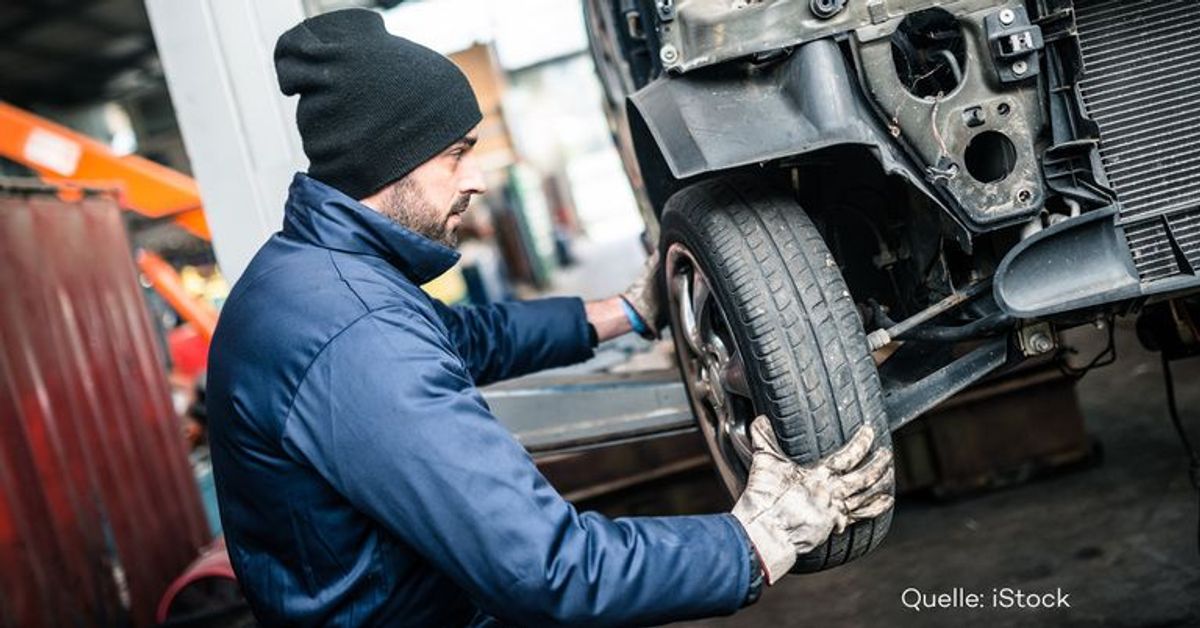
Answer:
281, 309, 754, 625
434, 252, 663, 383
584, 297, 633, 342
431, 297, 595, 386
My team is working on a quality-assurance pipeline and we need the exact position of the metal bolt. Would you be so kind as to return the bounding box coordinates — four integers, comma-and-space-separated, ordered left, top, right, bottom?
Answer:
999, 8, 1016, 25
1012, 60, 1029, 76
660, 44, 679, 65
810, 0, 847, 19
1028, 332, 1054, 355
1017, 189, 1033, 204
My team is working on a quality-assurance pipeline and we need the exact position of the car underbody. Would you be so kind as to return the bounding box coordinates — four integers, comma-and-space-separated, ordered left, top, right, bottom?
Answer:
588, 0, 1200, 571
591, 0, 1200, 418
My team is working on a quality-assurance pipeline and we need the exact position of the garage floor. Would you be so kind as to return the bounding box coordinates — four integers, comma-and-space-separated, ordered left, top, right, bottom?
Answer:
668, 322, 1200, 628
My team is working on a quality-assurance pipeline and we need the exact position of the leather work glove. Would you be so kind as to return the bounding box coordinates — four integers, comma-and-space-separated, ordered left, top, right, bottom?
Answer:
620, 250, 662, 339
732, 416, 894, 585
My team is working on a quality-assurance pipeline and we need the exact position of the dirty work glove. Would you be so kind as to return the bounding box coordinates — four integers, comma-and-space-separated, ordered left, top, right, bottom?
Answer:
620, 250, 662, 339
732, 416, 894, 585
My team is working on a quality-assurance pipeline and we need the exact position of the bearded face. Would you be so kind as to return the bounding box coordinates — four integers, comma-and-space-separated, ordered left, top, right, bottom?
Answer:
359, 129, 485, 247
376, 176, 471, 247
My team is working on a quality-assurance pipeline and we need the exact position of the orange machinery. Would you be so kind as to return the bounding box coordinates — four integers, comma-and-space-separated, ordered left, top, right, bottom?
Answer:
0, 101, 217, 342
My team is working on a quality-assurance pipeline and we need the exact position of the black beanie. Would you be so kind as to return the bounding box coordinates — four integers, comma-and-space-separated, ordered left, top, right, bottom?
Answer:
274, 9, 483, 200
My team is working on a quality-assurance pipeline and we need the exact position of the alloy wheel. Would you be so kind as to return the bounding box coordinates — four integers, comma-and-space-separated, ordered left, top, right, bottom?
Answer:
664, 242, 758, 495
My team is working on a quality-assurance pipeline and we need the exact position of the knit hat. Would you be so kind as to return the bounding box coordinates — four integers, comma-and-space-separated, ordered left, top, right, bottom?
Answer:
274, 9, 482, 199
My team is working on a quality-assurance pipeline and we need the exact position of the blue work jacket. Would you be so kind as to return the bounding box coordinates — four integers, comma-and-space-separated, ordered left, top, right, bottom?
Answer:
207, 173, 755, 626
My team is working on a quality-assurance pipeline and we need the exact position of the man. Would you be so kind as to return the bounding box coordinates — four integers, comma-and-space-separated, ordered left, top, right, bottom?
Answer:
207, 9, 893, 627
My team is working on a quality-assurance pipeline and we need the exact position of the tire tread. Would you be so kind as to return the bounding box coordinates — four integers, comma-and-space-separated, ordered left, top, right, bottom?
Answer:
661, 175, 892, 572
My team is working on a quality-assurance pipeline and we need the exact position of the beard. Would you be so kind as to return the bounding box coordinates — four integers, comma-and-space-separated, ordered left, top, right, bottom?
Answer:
376, 178, 470, 247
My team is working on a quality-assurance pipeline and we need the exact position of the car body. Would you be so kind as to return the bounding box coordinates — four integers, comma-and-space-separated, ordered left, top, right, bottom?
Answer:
586, 0, 1200, 570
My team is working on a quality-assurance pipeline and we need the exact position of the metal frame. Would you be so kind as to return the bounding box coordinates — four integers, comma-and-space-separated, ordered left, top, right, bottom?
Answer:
883, 337, 1010, 429
145, 0, 309, 284
483, 370, 696, 454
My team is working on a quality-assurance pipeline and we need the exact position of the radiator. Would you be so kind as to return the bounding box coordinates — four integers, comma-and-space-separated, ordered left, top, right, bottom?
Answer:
1075, 0, 1200, 283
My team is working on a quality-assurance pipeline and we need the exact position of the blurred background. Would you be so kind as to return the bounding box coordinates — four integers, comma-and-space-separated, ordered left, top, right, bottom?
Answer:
1, 0, 650, 304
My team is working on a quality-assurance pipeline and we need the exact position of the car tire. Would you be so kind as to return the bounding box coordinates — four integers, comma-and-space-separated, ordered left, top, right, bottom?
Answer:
660, 174, 893, 572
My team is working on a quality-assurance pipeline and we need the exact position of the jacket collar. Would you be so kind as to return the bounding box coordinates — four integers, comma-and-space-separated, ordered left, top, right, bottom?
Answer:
281, 173, 460, 284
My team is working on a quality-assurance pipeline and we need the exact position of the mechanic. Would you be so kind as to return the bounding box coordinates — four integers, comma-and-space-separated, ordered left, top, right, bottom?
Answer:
206, 8, 894, 627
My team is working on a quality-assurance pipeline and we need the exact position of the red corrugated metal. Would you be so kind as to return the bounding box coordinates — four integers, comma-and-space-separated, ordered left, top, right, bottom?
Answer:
0, 184, 210, 627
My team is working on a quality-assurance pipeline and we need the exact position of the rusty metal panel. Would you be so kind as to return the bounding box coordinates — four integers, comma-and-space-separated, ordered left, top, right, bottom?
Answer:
0, 184, 209, 627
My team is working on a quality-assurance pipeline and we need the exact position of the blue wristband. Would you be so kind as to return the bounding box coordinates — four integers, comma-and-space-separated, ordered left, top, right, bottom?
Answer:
620, 297, 649, 336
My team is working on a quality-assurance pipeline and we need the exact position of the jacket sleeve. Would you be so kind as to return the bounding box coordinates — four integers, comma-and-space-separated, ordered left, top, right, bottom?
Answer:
431, 296, 594, 386
281, 308, 753, 626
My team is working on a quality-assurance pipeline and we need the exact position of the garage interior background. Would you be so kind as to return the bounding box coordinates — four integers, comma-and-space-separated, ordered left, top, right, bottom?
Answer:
0, 0, 1198, 626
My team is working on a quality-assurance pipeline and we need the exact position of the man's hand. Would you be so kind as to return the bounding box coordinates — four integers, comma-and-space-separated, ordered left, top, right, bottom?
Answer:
732, 416, 893, 585
620, 251, 662, 339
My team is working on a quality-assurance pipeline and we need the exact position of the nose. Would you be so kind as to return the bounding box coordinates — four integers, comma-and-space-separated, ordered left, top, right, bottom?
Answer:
459, 155, 487, 197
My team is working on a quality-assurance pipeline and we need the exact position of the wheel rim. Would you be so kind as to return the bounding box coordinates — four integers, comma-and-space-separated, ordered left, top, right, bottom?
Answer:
665, 243, 757, 494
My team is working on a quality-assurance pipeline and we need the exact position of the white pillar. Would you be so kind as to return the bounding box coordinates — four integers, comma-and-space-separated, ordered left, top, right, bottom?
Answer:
145, 0, 309, 284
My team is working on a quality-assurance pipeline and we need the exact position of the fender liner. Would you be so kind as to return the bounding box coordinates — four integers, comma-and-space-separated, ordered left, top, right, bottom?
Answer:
626, 39, 942, 218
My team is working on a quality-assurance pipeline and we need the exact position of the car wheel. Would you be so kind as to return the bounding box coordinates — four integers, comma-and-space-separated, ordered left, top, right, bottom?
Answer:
660, 175, 893, 572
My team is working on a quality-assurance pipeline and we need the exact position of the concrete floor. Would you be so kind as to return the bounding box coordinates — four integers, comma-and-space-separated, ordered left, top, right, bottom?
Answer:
669, 322, 1200, 628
